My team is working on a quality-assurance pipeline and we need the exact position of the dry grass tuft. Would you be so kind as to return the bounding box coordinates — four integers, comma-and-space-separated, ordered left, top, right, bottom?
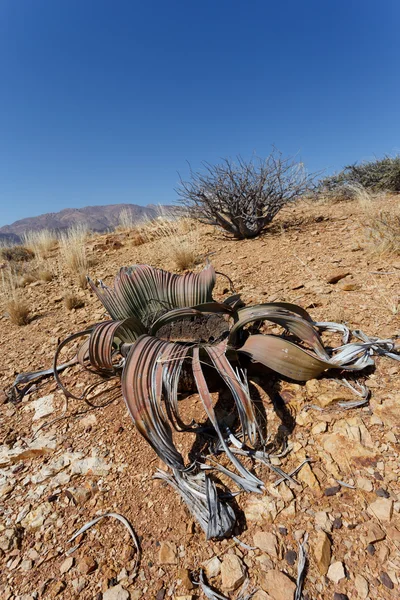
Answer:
64, 293, 85, 310
6, 299, 31, 326
59, 224, 89, 277
0, 245, 34, 263
169, 237, 198, 270
22, 229, 58, 260
117, 207, 135, 231
38, 270, 53, 282
19, 272, 37, 286
363, 208, 400, 255
77, 270, 88, 289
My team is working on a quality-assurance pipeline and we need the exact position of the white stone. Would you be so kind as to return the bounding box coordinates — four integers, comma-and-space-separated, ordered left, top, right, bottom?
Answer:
31, 394, 55, 421
102, 585, 130, 600
354, 574, 369, 598
327, 561, 346, 583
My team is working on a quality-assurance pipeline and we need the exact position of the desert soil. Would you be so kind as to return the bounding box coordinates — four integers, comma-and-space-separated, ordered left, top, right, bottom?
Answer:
0, 197, 399, 600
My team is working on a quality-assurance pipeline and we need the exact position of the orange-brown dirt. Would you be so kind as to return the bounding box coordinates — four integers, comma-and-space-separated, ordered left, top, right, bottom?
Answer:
0, 197, 399, 600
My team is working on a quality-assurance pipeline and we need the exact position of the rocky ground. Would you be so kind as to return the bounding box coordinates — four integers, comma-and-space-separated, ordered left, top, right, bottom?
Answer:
0, 197, 399, 600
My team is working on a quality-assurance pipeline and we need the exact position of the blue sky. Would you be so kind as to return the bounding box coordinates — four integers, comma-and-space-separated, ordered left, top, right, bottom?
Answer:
0, 0, 399, 226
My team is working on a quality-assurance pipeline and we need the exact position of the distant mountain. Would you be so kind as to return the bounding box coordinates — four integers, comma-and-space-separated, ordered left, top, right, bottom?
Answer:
0, 203, 174, 242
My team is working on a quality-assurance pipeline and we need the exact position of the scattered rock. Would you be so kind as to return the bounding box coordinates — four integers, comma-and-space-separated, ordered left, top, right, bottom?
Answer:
31, 394, 55, 421
251, 592, 270, 600
365, 522, 386, 544
78, 555, 97, 575
284, 550, 297, 566
260, 570, 296, 600
253, 531, 279, 558
178, 568, 193, 590
356, 476, 373, 492
376, 487, 390, 498
203, 556, 221, 578
297, 463, 320, 491
327, 561, 346, 583
366, 543, 375, 555
60, 556, 74, 575
354, 574, 369, 599
158, 542, 178, 565
380, 572, 394, 590
324, 485, 340, 497
326, 271, 350, 284
367, 497, 393, 521
315, 511, 332, 532
47, 580, 66, 597
221, 554, 246, 592
333, 594, 349, 600
71, 455, 111, 476
0, 432, 57, 467
103, 584, 130, 600
314, 531, 331, 575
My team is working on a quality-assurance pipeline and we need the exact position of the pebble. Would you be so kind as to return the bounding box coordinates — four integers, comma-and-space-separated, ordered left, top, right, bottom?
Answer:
221, 554, 246, 592
380, 572, 394, 590
314, 531, 331, 575
78, 555, 97, 575
354, 574, 369, 599
158, 541, 178, 565
333, 594, 349, 600
367, 497, 393, 521
203, 556, 221, 578
284, 550, 297, 566
376, 488, 390, 498
60, 556, 74, 575
365, 522, 385, 544
260, 569, 296, 600
103, 584, 130, 600
366, 544, 375, 556
332, 518, 342, 530
177, 568, 193, 590
324, 485, 340, 497
253, 531, 279, 558
327, 561, 346, 583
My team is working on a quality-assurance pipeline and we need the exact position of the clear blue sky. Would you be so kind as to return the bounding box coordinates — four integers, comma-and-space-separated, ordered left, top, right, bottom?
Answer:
0, 0, 399, 226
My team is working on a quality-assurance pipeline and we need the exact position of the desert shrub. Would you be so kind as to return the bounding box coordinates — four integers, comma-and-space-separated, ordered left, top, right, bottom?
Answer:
64, 293, 85, 310
318, 155, 400, 198
176, 151, 315, 239
22, 229, 57, 259
0, 245, 34, 262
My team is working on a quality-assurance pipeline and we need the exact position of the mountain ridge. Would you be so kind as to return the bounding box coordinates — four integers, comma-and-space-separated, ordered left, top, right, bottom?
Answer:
0, 203, 174, 242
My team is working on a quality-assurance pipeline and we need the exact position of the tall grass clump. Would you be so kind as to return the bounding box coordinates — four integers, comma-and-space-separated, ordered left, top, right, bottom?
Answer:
22, 229, 58, 260
1, 267, 30, 325
117, 207, 135, 231
363, 207, 400, 256
59, 224, 89, 286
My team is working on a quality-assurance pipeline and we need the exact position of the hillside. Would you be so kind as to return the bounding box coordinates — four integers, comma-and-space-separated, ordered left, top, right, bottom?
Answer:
0, 203, 173, 241
0, 196, 399, 600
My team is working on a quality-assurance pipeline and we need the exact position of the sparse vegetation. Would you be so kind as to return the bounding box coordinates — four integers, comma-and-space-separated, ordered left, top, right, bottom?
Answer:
318, 154, 400, 198
38, 269, 53, 282
59, 224, 89, 279
117, 207, 135, 231
363, 208, 400, 255
22, 229, 57, 260
0, 245, 34, 263
64, 293, 84, 310
6, 299, 31, 325
177, 150, 315, 239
